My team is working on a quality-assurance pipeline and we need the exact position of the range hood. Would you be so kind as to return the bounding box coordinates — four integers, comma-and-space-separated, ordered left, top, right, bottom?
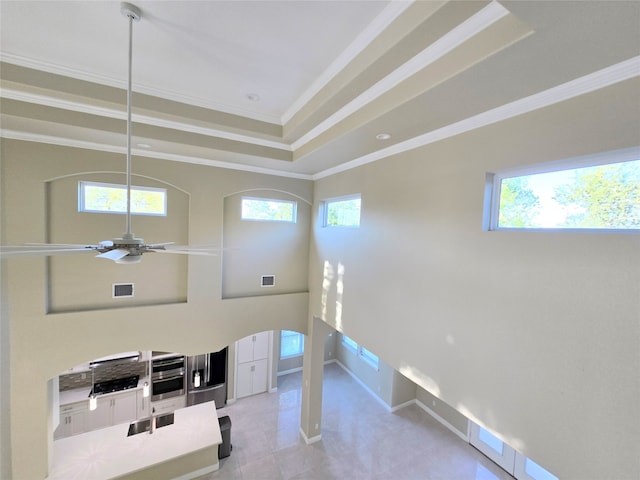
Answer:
89, 351, 141, 368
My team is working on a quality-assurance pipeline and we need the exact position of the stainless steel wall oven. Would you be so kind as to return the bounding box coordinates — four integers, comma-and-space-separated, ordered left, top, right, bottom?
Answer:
151, 355, 185, 401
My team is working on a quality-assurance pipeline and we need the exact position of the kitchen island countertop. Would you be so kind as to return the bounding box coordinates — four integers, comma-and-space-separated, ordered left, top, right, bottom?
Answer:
47, 401, 222, 480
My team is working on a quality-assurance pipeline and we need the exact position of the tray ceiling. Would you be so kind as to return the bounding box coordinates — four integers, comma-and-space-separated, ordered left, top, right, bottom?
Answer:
1, 1, 639, 178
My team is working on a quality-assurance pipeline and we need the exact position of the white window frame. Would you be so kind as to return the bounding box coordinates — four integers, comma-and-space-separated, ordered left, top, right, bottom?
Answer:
486, 147, 640, 232
280, 330, 304, 359
79, 181, 167, 216
322, 194, 362, 228
470, 422, 558, 480
341, 334, 379, 370
241, 196, 297, 223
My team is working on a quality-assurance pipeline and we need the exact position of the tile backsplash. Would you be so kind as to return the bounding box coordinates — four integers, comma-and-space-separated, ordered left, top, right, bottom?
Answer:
59, 361, 148, 391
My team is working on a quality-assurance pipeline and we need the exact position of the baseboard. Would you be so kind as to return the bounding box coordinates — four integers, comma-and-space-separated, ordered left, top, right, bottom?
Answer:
225, 398, 236, 406
277, 367, 303, 376
269, 387, 278, 393
174, 463, 218, 480
334, 359, 391, 412
390, 399, 415, 413
415, 399, 469, 442
299, 427, 321, 445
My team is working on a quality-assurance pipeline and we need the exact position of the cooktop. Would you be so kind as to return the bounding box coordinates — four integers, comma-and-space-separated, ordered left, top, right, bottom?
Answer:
89, 375, 140, 396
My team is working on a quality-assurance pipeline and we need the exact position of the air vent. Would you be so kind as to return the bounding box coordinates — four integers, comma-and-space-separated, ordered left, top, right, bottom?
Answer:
113, 283, 134, 298
261, 275, 275, 287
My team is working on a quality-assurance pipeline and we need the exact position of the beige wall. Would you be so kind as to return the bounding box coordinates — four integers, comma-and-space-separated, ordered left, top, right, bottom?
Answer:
1, 139, 312, 479
336, 332, 416, 409
309, 79, 640, 479
222, 190, 311, 299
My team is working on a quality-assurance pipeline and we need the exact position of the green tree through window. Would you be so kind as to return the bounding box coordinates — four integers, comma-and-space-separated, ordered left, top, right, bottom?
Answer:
496, 158, 639, 229
554, 161, 640, 228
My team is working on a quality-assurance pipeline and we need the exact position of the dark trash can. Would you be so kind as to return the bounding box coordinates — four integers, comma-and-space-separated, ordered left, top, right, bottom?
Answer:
218, 415, 232, 459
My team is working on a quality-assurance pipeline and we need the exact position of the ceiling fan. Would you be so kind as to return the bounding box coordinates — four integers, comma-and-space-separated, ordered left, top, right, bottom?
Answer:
0, 3, 216, 264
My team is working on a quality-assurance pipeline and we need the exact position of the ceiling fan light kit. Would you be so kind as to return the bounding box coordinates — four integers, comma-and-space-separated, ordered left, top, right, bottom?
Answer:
0, 2, 217, 264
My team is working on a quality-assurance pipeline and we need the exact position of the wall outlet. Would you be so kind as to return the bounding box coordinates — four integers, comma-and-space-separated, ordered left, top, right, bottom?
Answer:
81, 373, 86, 380
432, 400, 436, 407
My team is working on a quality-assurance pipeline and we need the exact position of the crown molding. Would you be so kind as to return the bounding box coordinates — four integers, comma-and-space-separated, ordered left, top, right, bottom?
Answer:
291, 1, 510, 151
0, 88, 292, 151
313, 55, 640, 180
280, 0, 414, 125
0, 52, 282, 125
0, 129, 311, 181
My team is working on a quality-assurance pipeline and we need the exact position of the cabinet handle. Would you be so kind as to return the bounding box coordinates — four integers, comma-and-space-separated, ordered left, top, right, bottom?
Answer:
251, 365, 255, 372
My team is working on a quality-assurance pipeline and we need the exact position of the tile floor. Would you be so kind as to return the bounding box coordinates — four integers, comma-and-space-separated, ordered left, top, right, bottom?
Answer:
198, 363, 513, 480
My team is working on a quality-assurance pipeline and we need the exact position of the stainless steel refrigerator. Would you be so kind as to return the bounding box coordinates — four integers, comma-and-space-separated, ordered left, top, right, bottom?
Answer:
186, 347, 227, 407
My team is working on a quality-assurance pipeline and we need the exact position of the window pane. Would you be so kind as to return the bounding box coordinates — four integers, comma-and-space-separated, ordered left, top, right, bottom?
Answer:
325, 196, 361, 227
360, 347, 379, 368
525, 458, 558, 480
242, 198, 296, 222
280, 330, 303, 358
498, 159, 639, 229
342, 335, 358, 351
478, 427, 504, 455
80, 182, 166, 216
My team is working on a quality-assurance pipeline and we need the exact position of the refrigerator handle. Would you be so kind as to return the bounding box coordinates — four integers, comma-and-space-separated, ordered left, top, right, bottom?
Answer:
205, 354, 210, 384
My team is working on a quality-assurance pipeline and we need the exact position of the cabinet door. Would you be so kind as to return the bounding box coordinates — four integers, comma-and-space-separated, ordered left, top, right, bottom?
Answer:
88, 397, 112, 431
236, 362, 254, 399
253, 332, 270, 360
237, 335, 255, 364
112, 391, 137, 425
68, 410, 88, 436
252, 359, 268, 394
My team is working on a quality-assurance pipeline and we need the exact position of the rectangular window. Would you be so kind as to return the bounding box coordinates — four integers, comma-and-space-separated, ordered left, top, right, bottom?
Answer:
359, 346, 379, 369
241, 197, 296, 222
488, 149, 639, 231
341, 335, 379, 370
323, 195, 361, 227
280, 330, 304, 359
341, 334, 358, 352
79, 181, 166, 216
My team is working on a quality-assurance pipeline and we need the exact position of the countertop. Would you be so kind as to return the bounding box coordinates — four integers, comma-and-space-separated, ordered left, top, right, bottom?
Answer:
59, 376, 150, 405
47, 401, 222, 480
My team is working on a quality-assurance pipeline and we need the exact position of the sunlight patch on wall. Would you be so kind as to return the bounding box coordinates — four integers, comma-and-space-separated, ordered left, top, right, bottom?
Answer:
398, 363, 441, 397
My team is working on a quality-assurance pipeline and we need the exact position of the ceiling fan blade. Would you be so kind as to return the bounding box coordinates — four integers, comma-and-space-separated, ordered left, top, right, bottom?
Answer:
148, 248, 217, 256
1, 246, 96, 257
146, 242, 175, 248
96, 249, 130, 261
26, 242, 98, 248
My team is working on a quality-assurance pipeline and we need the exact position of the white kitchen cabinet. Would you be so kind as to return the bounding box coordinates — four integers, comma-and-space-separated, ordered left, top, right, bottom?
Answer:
87, 390, 137, 432
55, 402, 88, 440
237, 331, 270, 363
236, 332, 271, 399
236, 358, 268, 398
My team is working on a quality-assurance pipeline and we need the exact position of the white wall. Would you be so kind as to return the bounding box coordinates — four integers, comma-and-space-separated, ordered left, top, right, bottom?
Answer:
309, 78, 640, 479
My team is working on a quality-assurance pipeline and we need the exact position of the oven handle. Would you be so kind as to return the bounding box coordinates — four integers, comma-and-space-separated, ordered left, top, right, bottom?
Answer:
153, 374, 184, 383
152, 358, 184, 368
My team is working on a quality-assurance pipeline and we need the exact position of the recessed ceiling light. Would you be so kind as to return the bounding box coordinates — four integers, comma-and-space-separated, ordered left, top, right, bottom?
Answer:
136, 143, 152, 149
246, 93, 261, 102
376, 133, 391, 140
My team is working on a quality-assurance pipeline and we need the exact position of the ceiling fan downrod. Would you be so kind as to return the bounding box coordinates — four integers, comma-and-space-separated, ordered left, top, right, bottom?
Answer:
121, 2, 141, 242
